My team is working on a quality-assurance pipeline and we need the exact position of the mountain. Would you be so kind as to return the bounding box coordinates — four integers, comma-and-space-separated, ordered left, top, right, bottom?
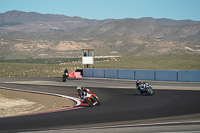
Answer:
69, 18, 200, 41
139, 17, 200, 26
0, 10, 200, 59
0, 10, 111, 34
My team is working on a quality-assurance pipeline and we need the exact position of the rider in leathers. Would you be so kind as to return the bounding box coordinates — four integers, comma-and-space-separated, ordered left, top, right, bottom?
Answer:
136, 80, 149, 93
77, 86, 90, 100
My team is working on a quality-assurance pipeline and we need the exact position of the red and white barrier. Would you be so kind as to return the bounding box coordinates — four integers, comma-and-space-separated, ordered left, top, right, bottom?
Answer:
68, 72, 82, 79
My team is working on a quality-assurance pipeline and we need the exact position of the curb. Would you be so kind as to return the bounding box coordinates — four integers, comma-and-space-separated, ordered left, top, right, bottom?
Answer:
0, 86, 82, 117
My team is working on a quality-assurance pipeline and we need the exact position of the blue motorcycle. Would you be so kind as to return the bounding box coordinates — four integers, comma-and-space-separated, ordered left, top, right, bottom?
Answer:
136, 80, 154, 95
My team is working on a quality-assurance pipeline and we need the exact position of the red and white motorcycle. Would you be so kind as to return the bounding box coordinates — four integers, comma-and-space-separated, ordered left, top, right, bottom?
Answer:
80, 91, 100, 107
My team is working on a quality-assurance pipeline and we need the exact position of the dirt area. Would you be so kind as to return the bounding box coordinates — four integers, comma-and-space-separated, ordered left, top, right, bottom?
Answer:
0, 89, 75, 117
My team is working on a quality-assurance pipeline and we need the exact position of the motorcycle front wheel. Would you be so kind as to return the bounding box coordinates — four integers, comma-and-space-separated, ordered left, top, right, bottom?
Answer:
93, 96, 100, 105
146, 87, 154, 95
85, 98, 93, 107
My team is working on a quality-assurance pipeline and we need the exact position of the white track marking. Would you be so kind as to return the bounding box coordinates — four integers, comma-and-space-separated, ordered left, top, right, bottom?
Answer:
0, 86, 81, 107
21, 120, 200, 133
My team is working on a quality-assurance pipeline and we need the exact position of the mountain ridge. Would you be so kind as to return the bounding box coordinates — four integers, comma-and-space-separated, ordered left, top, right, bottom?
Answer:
1, 10, 200, 25
139, 17, 200, 26
0, 10, 200, 59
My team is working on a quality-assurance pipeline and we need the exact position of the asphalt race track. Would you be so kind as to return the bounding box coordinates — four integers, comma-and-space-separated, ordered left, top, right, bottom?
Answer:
0, 78, 200, 133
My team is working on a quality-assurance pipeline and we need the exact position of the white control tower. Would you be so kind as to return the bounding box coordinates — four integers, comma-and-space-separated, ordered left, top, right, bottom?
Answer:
82, 49, 94, 68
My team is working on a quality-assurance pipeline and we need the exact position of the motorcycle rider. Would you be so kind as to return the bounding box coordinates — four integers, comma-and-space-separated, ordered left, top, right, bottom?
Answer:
77, 86, 90, 100
136, 80, 148, 93
62, 68, 69, 82
77, 86, 100, 106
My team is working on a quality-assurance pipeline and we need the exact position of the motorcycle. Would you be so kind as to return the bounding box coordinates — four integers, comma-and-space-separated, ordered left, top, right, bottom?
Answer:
62, 69, 69, 82
136, 80, 154, 95
144, 85, 154, 95
80, 91, 100, 107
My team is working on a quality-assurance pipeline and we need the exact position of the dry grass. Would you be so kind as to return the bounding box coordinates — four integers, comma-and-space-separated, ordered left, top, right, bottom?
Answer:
0, 62, 82, 77
0, 54, 199, 77
93, 54, 200, 70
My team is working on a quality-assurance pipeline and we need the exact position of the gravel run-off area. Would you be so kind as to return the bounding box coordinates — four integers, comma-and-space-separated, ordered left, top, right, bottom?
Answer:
0, 89, 75, 118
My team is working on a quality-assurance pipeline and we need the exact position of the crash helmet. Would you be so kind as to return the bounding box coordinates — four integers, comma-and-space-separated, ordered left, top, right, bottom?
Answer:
136, 80, 141, 84
77, 86, 82, 93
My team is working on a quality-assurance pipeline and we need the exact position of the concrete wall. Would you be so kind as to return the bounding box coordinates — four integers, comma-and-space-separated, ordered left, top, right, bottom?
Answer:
93, 69, 105, 78
178, 70, 200, 82
118, 69, 135, 79
83, 69, 93, 77
105, 69, 118, 78
135, 70, 155, 80
83, 69, 200, 82
155, 70, 178, 81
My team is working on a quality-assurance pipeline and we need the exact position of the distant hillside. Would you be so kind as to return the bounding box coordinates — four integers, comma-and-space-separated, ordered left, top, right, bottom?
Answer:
139, 17, 200, 26
0, 10, 110, 34
0, 10, 78, 23
0, 10, 200, 59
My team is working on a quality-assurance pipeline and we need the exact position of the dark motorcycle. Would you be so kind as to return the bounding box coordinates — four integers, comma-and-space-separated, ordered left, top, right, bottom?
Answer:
62, 68, 69, 82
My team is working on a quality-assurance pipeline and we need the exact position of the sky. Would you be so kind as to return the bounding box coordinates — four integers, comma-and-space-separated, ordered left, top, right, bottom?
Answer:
1, 0, 200, 21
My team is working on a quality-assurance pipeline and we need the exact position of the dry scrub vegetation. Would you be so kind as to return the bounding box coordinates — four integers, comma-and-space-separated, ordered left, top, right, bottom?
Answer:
0, 54, 199, 77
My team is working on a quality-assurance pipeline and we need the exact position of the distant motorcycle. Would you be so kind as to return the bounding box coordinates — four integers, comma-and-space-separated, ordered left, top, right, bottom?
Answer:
136, 80, 154, 95
80, 91, 100, 107
143, 85, 154, 95
62, 68, 69, 82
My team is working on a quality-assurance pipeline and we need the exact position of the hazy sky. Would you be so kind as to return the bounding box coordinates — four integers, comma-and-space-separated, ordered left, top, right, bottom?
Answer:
1, 0, 200, 20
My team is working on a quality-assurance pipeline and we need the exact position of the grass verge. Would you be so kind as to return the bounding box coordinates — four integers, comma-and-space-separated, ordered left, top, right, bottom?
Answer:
0, 54, 199, 77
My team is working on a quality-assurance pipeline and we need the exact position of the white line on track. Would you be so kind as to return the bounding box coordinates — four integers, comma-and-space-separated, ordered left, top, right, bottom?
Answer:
161, 131, 200, 133
23, 120, 200, 133
0, 86, 82, 113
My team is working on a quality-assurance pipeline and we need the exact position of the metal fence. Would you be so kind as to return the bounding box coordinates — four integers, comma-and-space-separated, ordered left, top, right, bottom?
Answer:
83, 68, 200, 82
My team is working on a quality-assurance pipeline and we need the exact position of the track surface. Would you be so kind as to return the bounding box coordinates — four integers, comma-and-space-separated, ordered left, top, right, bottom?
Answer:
0, 78, 200, 132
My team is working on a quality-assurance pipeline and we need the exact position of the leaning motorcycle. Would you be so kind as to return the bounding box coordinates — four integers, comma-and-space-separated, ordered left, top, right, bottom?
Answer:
136, 81, 154, 96
81, 92, 100, 107
144, 85, 154, 95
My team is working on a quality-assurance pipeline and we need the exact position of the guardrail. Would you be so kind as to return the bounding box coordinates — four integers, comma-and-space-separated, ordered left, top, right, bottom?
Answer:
83, 68, 200, 82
